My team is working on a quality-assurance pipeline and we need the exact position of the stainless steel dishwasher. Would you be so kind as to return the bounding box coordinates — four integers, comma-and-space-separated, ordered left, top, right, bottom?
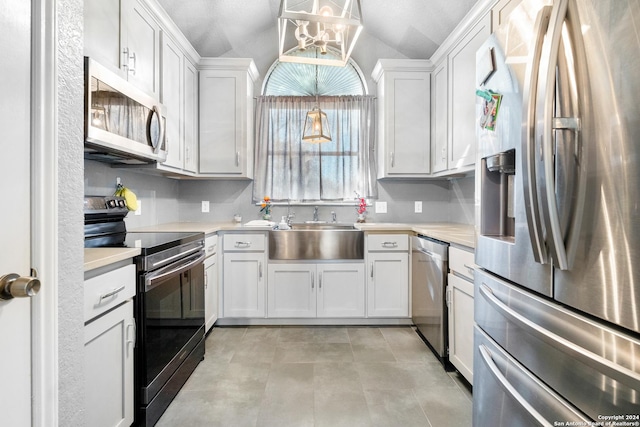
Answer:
411, 235, 449, 366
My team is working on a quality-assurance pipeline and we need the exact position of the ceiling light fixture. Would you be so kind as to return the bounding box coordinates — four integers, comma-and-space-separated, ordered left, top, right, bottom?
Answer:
302, 54, 331, 143
278, 0, 363, 67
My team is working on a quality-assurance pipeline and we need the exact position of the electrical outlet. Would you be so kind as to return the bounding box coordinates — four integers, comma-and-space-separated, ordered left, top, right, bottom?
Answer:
415, 201, 423, 213
201, 201, 210, 213
375, 201, 387, 214
134, 199, 142, 216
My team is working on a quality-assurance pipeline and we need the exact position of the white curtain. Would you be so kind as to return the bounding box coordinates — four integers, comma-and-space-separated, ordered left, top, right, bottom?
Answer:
253, 95, 377, 202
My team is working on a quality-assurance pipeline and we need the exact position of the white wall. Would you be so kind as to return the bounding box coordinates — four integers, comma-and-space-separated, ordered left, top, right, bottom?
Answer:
58, 0, 85, 424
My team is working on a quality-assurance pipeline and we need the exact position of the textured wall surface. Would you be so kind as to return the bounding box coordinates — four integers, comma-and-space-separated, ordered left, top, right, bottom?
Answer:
57, 0, 86, 424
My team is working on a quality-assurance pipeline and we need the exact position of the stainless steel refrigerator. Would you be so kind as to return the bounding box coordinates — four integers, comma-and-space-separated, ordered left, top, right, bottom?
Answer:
473, 0, 640, 425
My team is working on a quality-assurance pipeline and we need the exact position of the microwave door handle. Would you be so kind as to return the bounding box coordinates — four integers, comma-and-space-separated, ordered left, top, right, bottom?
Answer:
522, 4, 553, 265
536, 0, 575, 270
145, 252, 205, 292
150, 105, 165, 154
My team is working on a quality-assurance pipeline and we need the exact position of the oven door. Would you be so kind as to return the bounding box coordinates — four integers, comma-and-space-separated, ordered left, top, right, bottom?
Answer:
137, 251, 205, 405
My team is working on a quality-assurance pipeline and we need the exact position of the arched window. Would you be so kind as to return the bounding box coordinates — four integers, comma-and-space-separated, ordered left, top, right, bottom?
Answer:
262, 47, 368, 96
254, 47, 377, 203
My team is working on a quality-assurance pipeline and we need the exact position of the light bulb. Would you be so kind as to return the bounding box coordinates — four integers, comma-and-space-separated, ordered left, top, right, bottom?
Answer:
318, 5, 333, 17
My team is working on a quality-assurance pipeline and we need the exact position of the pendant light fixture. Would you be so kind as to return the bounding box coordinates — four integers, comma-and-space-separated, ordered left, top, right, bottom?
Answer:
302, 49, 331, 143
278, 0, 363, 67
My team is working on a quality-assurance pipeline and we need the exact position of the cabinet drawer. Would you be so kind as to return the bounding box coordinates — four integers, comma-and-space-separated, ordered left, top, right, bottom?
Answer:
84, 264, 136, 322
449, 246, 475, 281
205, 234, 218, 257
223, 233, 265, 251
367, 234, 408, 251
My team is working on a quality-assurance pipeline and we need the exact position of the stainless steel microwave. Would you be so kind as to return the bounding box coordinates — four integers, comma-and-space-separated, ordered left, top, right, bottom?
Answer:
84, 57, 167, 165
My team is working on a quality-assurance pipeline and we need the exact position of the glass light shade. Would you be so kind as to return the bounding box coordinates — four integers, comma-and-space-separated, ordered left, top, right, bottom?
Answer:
278, 0, 363, 67
302, 107, 331, 143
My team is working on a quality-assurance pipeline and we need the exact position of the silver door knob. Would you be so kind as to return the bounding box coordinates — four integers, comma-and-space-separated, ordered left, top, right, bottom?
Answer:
0, 273, 41, 300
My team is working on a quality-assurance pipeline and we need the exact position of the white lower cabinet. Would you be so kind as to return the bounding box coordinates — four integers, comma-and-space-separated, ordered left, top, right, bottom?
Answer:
366, 234, 410, 318
367, 252, 410, 317
447, 245, 476, 383
83, 263, 136, 427
204, 235, 219, 331
267, 263, 365, 318
223, 252, 266, 318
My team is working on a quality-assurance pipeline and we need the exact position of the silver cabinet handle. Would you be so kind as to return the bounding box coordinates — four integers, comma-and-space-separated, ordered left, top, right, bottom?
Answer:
126, 320, 136, 352
311, 274, 314, 289
207, 245, 216, 253
99, 285, 125, 301
235, 241, 251, 248
0, 273, 41, 300
204, 270, 208, 289
258, 262, 263, 279
463, 264, 475, 276
370, 263, 374, 278
390, 151, 395, 168
319, 272, 322, 289
382, 242, 398, 248
236, 151, 240, 166
479, 284, 640, 391
522, 5, 552, 265
478, 345, 552, 426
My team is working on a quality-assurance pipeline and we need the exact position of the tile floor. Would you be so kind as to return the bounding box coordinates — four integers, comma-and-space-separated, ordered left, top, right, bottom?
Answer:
156, 326, 472, 427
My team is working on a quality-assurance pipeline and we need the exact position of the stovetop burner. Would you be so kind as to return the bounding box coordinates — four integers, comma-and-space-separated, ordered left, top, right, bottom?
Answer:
83, 195, 203, 254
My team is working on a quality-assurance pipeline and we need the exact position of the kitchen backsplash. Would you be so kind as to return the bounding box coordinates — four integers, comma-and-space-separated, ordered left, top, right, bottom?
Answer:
84, 160, 475, 227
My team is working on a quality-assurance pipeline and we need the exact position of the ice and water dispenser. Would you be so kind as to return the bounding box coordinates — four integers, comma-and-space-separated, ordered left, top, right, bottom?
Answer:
480, 149, 515, 242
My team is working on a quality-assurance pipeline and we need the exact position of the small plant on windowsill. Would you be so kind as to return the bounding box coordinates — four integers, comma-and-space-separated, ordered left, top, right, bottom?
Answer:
259, 196, 272, 220
356, 194, 367, 223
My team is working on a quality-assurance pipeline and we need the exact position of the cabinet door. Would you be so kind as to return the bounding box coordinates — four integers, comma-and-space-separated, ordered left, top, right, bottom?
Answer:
367, 253, 409, 317
317, 263, 365, 318
431, 60, 448, 173
84, 300, 134, 427
204, 254, 218, 331
448, 13, 491, 169
267, 264, 316, 318
123, 0, 160, 96
183, 58, 198, 173
160, 33, 183, 169
383, 71, 431, 176
199, 69, 245, 175
447, 273, 474, 382
83, 0, 123, 77
223, 253, 265, 317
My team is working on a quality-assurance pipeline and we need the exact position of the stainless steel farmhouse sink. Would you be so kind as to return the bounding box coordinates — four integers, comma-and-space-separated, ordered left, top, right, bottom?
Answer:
269, 225, 364, 260
290, 222, 356, 230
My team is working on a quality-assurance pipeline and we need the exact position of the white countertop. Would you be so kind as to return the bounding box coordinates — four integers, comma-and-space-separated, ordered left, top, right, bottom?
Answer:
84, 247, 141, 272
135, 221, 476, 248
84, 221, 474, 271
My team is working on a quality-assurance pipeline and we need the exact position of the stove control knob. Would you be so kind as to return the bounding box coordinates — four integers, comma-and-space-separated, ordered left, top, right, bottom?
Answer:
117, 200, 126, 208
107, 199, 117, 208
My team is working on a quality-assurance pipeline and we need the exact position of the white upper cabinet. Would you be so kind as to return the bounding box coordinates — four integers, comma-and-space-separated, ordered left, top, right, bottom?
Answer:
183, 58, 198, 173
431, 59, 449, 174
84, 0, 160, 97
160, 33, 183, 170
199, 59, 259, 178
447, 13, 491, 171
372, 60, 431, 178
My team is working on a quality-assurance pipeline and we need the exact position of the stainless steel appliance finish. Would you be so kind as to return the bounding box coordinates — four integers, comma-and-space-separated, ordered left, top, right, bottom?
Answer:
84, 57, 167, 165
474, 0, 640, 424
82, 196, 205, 427
411, 235, 448, 366
269, 228, 364, 260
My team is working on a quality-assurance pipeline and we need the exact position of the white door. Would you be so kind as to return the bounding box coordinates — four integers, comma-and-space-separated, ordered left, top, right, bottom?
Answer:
0, 0, 34, 424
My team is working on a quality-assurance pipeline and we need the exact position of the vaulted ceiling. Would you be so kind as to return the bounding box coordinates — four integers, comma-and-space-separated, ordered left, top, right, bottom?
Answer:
157, 0, 479, 60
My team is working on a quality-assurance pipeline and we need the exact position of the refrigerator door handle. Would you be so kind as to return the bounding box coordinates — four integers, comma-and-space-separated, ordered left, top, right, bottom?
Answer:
536, 0, 578, 270
479, 284, 640, 391
478, 345, 551, 427
522, 4, 553, 265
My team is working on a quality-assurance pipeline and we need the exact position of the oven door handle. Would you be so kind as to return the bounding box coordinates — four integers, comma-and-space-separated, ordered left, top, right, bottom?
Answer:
145, 252, 205, 292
